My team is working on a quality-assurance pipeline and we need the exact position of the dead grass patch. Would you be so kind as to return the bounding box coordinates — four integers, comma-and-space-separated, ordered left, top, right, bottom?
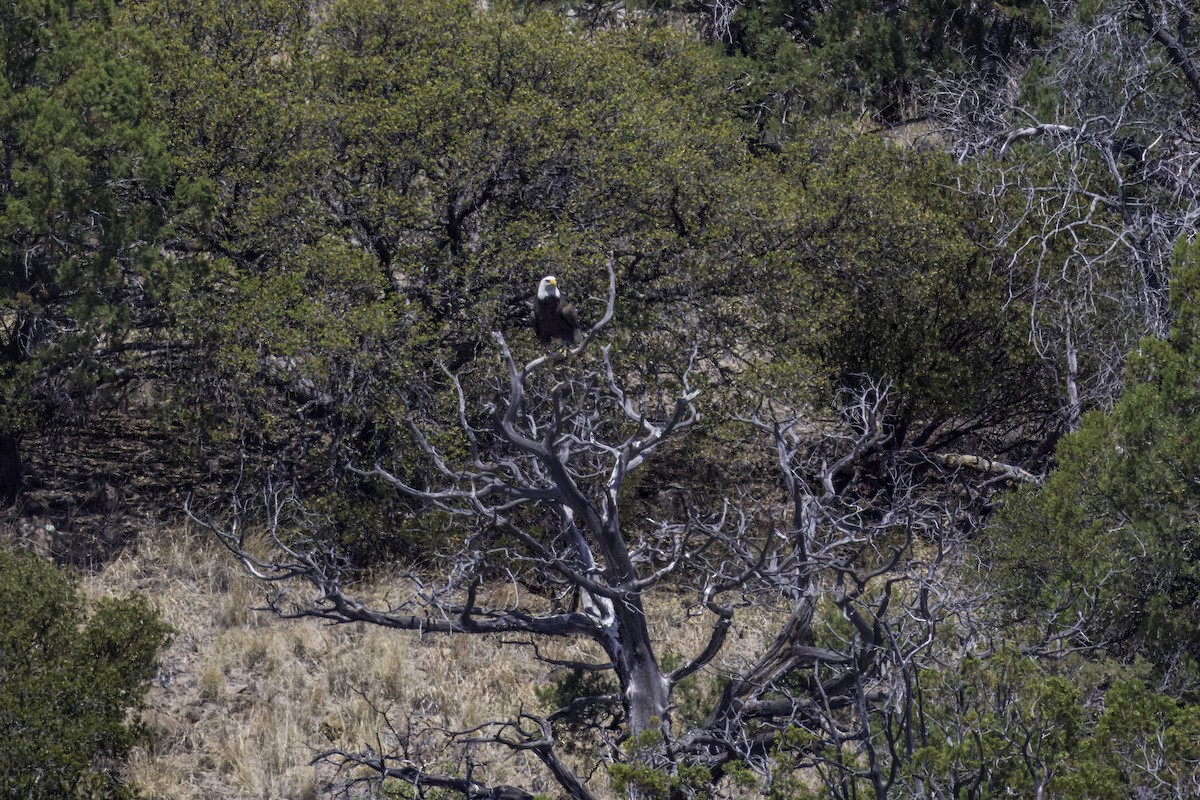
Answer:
81, 524, 780, 799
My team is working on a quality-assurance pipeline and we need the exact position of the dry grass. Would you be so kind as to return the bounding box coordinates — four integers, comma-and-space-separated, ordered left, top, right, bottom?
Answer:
80, 525, 769, 799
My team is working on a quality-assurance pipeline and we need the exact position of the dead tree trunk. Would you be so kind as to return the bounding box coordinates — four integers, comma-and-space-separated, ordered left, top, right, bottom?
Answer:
194, 268, 996, 799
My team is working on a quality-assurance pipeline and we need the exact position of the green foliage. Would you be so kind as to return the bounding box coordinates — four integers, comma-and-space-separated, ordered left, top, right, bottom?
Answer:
380, 783, 461, 800
745, 128, 1047, 430
712, 0, 1052, 125
127, 0, 319, 257
124, 0, 760, 542
4, 0, 1197, 795
0, 547, 172, 798
909, 651, 1085, 798
112, 0, 1050, 549
609, 759, 714, 800
1073, 677, 1200, 796
989, 238, 1200, 682
528, 0, 1053, 123
0, 0, 178, 498
536, 666, 620, 758
910, 651, 1200, 799
762, 727, 823, 800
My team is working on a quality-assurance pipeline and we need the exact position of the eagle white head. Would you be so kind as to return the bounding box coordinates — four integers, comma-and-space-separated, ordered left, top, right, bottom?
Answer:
537, 275, 559, 300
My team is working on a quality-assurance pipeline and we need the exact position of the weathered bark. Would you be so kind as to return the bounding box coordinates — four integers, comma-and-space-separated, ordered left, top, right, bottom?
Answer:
200, 280, 992, 799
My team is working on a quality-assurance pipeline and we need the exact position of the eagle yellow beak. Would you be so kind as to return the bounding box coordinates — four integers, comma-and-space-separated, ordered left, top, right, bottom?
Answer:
546, 277, 557, 285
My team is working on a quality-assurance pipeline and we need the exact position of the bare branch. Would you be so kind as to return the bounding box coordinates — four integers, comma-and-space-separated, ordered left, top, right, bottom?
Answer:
937, 453, 1041, 485
313, 748, 535, 800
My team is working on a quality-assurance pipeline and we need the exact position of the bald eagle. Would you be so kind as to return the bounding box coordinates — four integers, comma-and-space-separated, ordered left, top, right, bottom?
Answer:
532, 276, 581, 347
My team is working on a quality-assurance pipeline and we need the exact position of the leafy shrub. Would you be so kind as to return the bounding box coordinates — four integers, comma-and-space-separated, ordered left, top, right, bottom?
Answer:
0, 547, 172, 799
988, 239, 1200, 684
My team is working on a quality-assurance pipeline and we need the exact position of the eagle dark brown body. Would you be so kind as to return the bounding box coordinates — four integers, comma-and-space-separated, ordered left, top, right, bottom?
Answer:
532, 276, 580, 346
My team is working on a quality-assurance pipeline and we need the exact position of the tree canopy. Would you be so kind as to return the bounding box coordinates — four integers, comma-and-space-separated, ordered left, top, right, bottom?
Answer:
7, 0, 1200, 796
0, 0, 177, 503
990, 238, 1200, 686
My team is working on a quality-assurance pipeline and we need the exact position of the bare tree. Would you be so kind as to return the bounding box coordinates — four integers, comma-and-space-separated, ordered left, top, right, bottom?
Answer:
931, 0, 1200, 431
193, 259, 1010, 799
